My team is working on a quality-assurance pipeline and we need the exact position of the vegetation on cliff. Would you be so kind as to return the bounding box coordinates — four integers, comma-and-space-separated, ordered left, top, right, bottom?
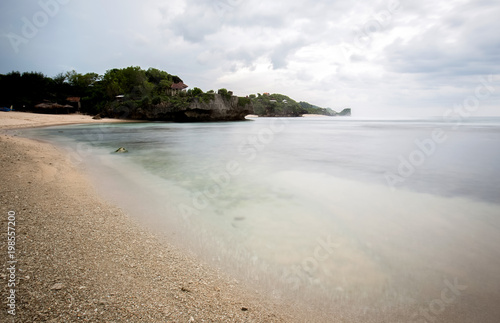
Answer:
249, 93, 349, 117
0, 67, 250, 121
0, 67, 350, 120
250, 93, 302, 117
298, 101, 336, 116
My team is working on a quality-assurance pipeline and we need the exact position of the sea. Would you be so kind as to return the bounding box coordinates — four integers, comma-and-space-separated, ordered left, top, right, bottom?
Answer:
19, 116, 500, 321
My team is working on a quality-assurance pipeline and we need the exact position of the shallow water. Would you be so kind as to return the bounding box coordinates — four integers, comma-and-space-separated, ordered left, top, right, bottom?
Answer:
21, 117, 500, 321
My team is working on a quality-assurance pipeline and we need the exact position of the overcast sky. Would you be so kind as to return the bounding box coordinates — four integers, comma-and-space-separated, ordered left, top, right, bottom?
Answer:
1, 0, 499, 116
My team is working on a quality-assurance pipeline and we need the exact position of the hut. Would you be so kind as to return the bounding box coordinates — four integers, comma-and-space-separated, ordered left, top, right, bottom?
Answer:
34, 102, 76, 114
168, 82, 188, 96
171, 82, 188, 91
66, 97, 81, 111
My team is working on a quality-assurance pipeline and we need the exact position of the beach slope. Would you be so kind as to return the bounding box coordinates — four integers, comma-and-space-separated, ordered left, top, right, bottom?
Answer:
0, 113, 300, 322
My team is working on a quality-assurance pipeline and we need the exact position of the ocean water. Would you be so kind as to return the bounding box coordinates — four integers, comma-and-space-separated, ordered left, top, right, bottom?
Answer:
20, 117, 500, 320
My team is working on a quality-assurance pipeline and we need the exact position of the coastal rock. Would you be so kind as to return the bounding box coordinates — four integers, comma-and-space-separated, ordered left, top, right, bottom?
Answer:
115, 147, 128, 153
336, 108, 351, 116
104, 94, 253, 122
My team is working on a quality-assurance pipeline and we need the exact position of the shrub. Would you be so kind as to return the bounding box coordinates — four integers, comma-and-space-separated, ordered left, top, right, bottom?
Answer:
238, 97, 251, 106
152, 96, 162, 105
218, 88, 232, 99
141, 97, 151, 107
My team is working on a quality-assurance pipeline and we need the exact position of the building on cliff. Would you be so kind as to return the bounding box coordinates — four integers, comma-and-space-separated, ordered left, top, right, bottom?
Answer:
171, 82, 188, 91
169, 82, 189, 96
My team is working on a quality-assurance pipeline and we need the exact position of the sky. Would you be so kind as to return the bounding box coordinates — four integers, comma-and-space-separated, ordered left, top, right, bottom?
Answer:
0, 0, 499, 117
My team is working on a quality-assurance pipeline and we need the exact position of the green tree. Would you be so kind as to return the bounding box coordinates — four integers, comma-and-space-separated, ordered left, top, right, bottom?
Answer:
190, 87, 204, 97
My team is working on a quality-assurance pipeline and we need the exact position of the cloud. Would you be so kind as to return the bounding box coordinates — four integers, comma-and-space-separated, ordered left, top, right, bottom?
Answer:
384, 1, 500, 77
0, 0, 499, 116
165, 0, 221, 43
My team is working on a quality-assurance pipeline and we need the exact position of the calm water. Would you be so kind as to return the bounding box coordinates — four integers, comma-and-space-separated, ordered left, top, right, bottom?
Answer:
20, 117, 500, 321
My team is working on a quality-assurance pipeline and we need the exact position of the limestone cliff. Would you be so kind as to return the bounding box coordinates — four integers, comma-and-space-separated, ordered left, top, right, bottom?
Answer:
334, 108, 351, 116
103, 94, 253, 122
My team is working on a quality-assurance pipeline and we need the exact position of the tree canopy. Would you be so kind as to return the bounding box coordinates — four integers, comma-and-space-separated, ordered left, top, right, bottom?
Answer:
249, 93, 342, 117
0, 67, 185, 114
0, 66, 346, 117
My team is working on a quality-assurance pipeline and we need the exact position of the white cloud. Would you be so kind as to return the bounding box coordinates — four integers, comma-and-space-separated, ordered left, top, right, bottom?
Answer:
1, 0, 499, 116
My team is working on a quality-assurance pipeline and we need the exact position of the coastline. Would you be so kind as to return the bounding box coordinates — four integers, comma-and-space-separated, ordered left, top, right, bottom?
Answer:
0, 112, 304, 321
301, 114, 330, 117
0, 111, 143, 131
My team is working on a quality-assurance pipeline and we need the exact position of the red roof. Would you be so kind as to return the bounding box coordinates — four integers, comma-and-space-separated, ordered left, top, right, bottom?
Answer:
171, 82, 188, 90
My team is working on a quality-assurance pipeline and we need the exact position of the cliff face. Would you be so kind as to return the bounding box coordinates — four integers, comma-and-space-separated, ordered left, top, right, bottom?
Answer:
104, 94, 253, 122
333, 108, 351, 116
179, 94, 253, 122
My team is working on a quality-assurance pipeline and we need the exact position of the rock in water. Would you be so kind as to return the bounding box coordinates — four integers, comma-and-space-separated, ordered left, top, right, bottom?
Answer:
115, 147, 128, 153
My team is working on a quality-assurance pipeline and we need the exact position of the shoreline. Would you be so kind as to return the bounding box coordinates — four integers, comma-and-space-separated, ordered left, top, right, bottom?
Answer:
0, 111, 144, 131
0, 112, 305, 321
2, 112, 500, 322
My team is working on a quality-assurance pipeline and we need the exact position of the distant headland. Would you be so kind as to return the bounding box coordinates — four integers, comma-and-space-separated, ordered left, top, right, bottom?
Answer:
249, 93, 351, 118
0, 67, 350, 122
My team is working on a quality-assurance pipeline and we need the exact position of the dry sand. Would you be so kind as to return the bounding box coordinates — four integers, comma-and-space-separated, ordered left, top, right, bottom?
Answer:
0, 112, 308, 322
0, 111, 139, 130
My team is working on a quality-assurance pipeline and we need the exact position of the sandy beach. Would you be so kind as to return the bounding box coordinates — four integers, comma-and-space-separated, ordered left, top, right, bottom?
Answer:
0, 112, 305, 322
0, 111, 141, 130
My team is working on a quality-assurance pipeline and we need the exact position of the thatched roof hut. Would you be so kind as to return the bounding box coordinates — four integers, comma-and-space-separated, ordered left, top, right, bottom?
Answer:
34, 102, 76, 114
35, 103, 62, 109
66, 97, 80, 103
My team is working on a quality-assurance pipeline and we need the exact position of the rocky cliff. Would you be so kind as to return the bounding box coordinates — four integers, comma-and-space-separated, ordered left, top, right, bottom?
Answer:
103, 94, 253, 122
333, 108, 351, 116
